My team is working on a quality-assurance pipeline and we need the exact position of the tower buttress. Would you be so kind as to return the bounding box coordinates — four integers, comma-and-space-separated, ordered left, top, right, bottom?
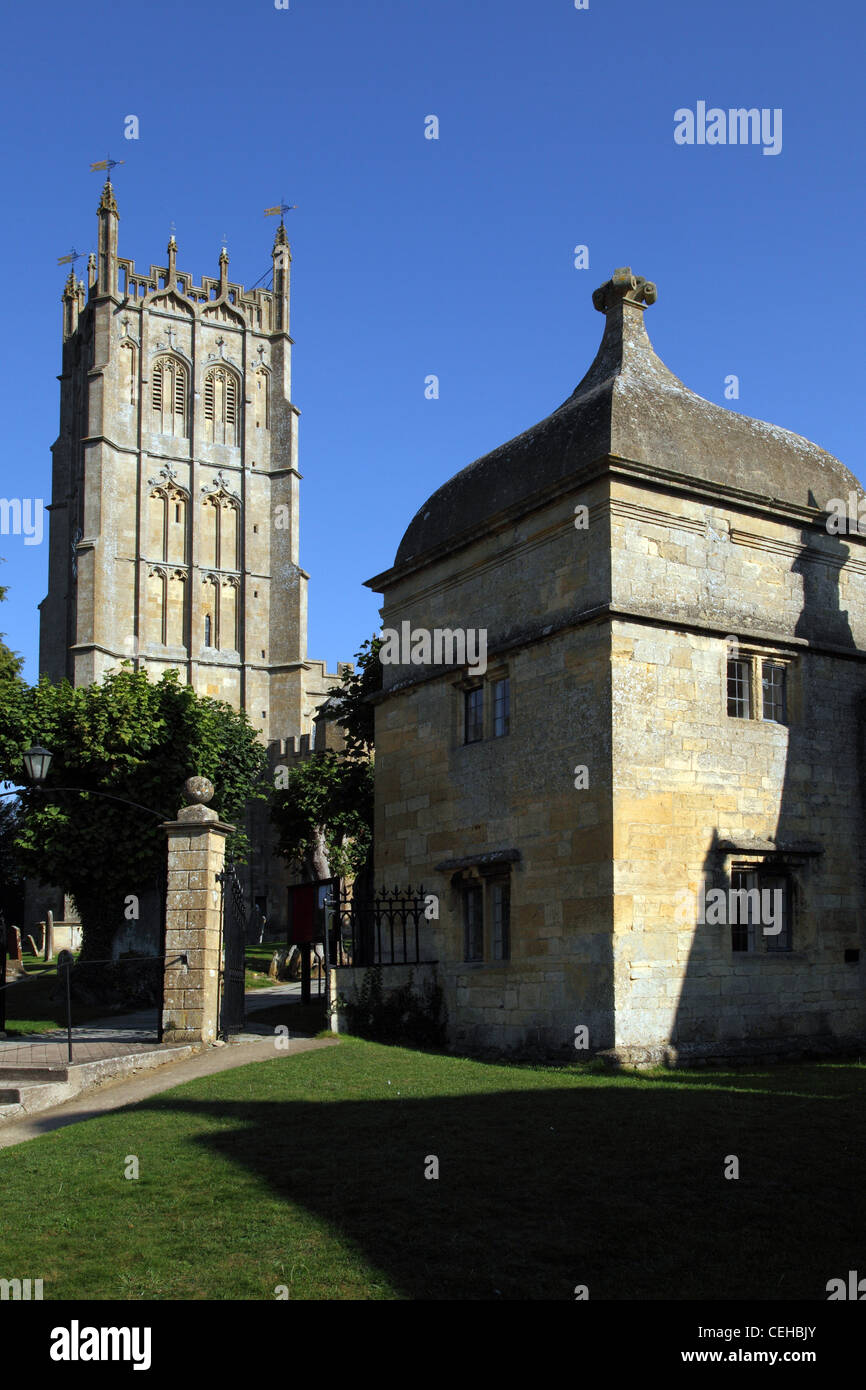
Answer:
272, 224, 291, 335
62, 270, 79, 340
96, 179, 119, 297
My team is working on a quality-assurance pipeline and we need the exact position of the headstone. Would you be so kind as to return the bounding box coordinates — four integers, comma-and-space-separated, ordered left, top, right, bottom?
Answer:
4, 926, 26, 980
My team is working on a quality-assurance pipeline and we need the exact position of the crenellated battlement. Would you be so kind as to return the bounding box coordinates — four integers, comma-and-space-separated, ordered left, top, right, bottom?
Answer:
115, 255, 276, 329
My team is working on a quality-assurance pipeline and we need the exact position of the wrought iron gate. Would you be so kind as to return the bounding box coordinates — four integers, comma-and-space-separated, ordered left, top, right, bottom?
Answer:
218, 860, 246, 1035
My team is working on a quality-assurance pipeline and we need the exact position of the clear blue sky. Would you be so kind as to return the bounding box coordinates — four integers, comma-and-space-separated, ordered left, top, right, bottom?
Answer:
1, 0, 863, 682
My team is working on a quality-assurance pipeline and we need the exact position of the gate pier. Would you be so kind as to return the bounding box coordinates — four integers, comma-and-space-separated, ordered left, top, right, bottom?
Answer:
162, 778, 234, 1045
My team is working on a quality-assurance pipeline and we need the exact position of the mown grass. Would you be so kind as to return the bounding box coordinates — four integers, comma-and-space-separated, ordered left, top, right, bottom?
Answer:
0, 1039, 862, 1300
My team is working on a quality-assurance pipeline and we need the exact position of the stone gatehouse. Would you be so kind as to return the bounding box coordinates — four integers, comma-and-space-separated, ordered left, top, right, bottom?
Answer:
360, 267, 866, 1064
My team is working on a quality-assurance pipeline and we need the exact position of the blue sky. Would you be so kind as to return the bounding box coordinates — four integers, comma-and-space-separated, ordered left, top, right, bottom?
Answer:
1, 0, 863, 682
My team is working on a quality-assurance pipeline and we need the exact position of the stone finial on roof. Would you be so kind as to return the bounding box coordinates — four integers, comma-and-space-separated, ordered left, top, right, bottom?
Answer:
97, 178, 118, 216
592, 267, 657, 315
272, 221, 290, 253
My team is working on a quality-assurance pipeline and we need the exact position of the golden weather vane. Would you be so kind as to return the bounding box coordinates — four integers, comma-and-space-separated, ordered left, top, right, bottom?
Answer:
264, 199, 297, 224
57, 247, 85, 268
90, 155, 125, 175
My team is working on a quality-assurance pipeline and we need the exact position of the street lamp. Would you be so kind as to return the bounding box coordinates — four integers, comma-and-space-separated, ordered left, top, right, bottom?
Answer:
22, 746, 53, 786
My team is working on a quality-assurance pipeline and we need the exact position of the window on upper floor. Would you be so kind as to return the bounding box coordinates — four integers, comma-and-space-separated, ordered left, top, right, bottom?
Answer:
151, 356, 188, 437
761, 662, 787, 724
727, 654, 789, 724
461, 671, 511, 744
203, 367, 240, 446
492, 677, 510, 737
464, 686, 484, 744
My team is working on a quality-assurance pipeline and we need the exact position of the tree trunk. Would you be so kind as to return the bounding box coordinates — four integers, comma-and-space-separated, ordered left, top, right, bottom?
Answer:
310, 825, 330, 880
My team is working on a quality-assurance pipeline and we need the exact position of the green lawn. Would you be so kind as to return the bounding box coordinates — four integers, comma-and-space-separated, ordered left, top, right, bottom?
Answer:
0, 1040, 862, 1300
244, 941, 303, 990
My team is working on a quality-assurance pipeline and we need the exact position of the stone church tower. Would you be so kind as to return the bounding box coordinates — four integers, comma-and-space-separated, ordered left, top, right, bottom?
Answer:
40, 177, 336, 741
36, 179, 342, 929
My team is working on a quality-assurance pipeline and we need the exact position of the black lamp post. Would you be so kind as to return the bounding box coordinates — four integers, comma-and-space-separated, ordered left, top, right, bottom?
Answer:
22, 746, 53, 786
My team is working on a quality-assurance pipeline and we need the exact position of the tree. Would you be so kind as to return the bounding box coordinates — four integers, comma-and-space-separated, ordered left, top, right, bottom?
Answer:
0, 800, 24, 930
319, 636, 382, 756
271, 636, 380, 883
271, 752, 373, 881
0, 565, 24, 687
0, 666, 267, 961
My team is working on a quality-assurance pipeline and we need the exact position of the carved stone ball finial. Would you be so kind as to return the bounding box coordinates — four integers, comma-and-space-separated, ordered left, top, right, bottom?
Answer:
184, 776, 214, 805
592, 267, 658, 315
177, 775, 218, 824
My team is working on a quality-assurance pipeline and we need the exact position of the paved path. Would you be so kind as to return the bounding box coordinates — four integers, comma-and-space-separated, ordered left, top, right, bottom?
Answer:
0, 981, 319, 1067
0, 1010, 161, 1068
0, 1034, 339, 1150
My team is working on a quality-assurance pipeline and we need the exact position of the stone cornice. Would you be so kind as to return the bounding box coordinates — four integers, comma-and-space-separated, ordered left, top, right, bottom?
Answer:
372, 600, 866, 704
368, 451, 864, 594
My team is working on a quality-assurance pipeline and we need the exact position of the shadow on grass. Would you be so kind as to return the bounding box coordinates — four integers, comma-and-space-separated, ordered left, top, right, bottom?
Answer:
133, 1062, 865, 1300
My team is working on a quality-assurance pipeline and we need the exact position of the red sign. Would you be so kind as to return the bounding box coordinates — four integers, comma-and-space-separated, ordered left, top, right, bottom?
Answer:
288, 883, 317, 943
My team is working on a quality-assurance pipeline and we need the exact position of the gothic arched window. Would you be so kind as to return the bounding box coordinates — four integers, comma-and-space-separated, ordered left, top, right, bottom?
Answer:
146, 566, 187, 649
201, 573, 238, 653
147, 568, 166, 646
201, 493, 240, 571
203, 366, 240, 446
147, 478, 188, 564
152, 355, 188, 436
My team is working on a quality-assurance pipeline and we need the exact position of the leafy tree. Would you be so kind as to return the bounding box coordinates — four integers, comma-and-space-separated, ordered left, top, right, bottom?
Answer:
0, 800, 24, 930
271, 636, 380, 883
319, 636, 382, 756
271, 751, 372, 881
0, 566, 24, 686
0, 666, 267, 960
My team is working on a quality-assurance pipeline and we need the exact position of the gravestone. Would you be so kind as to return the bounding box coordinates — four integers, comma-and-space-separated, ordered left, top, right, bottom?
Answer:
5, 926, 26, 981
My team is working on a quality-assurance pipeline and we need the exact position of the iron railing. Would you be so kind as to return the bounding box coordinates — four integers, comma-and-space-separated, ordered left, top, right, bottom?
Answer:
334, 885, 437, 967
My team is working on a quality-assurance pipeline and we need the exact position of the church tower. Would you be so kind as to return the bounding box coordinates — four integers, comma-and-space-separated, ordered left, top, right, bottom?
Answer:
39, 179, 336, 746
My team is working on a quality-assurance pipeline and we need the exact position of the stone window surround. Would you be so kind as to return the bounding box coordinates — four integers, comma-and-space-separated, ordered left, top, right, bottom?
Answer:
454, 663, 512, 744
724, 643, 797, 725
728, 863, 794, 954
436, 851, 520, 968
711, 845, 823, 961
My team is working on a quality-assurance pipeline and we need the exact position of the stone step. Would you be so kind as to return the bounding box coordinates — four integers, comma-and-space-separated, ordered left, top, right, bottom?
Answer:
0, 1066, 70, 1084
0, 1080, 73, 1108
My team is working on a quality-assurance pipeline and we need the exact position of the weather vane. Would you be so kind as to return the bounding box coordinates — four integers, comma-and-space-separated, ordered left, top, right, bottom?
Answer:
264, 198, 297, 225
57, 247, 85, 268
90, 155, 125, 176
